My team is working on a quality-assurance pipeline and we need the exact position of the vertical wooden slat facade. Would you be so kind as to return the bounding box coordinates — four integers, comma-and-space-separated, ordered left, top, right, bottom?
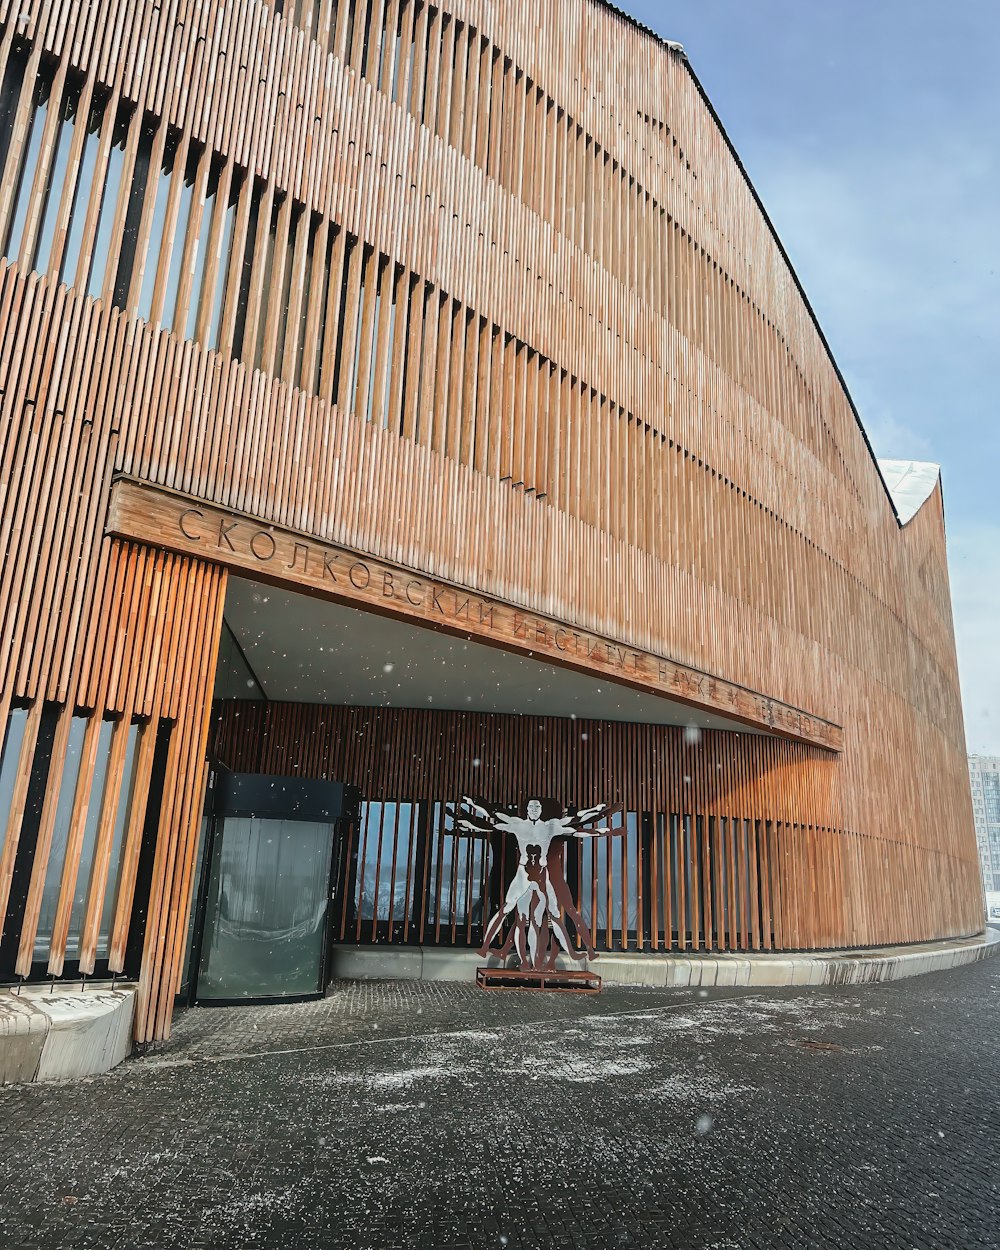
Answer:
0, 0, 982, 1041
211, 702, 853, 957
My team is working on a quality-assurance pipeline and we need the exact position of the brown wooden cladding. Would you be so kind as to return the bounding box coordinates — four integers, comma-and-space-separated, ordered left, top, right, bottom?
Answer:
0, 540, 225, 1041
0, 0, 984, 1040
107, 477, 843, 751
212, 701, 981, 954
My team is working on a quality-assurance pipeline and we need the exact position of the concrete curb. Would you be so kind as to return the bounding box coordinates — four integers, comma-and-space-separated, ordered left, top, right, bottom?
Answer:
328, 930, 1000, 991
0, 983, 136, 1085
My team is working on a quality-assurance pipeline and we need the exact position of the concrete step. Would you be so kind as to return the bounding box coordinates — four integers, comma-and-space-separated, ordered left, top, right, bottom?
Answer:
328, 928, 1000, 990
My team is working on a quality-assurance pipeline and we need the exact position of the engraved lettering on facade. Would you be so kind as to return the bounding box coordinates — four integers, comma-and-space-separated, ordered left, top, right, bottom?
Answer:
178, 508, 204, 541
285, 541, 310, 572
249, 530, 276, 561
218, 519, 238, 551
107, 484, 840, 751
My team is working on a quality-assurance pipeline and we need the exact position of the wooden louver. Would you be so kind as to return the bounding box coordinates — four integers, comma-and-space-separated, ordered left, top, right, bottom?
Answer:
0, 0, 982, 1041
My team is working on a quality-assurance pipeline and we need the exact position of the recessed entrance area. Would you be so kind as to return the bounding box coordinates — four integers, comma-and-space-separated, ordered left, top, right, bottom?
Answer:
179, 574, 828, 1004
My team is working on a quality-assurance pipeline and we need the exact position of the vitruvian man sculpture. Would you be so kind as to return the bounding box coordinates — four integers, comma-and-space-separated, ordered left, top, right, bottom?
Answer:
449, 797, 622, 974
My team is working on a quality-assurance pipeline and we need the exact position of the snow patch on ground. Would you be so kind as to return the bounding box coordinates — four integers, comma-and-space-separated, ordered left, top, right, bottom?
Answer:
644, 995, 875, 1041
509, 1054, 654, 1082
650, 1071, 752, 1103
370, 1065, 457, 1089
653, 1014, 699, 1031
303, 1032, 492, 1093
305, 1061, 461, 1091
212, 1183, 302, 1227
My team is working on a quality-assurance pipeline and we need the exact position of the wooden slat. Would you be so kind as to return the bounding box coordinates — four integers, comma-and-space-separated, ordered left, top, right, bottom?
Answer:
0, 0, 981, 1044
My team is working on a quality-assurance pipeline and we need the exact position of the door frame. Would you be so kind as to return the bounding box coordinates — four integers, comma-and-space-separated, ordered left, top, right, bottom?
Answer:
187, 768, 358, 1006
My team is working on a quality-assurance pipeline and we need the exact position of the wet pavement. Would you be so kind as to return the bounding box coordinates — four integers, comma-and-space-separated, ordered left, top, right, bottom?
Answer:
1, 957, 998, 1249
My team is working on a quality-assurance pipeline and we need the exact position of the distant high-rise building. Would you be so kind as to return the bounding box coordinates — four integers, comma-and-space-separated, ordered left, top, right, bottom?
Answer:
969, 756, 1000, 895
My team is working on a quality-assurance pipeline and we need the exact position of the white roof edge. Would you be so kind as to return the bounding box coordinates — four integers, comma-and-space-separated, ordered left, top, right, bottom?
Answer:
877, 459, 941, 524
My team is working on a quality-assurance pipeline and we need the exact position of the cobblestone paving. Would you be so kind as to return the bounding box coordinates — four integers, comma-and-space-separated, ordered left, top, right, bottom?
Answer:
1, 957, 999, 1249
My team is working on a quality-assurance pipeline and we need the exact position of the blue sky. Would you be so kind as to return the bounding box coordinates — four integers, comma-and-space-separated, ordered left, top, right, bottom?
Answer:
622, 0, 1000, 754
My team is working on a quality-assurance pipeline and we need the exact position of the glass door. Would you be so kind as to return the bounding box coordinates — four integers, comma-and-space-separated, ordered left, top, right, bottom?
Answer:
192, 772, 356, 1003
196, 815, 335, 1001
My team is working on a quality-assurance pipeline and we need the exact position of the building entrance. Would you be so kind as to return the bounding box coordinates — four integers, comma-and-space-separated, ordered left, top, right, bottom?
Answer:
192, 773, 357, 1003
201, 576, 829, 970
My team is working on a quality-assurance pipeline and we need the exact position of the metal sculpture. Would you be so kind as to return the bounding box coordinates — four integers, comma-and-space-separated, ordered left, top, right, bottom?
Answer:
449, 797, 622, 983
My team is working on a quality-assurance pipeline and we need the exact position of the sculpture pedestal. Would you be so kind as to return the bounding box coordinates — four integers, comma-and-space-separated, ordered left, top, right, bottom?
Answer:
476, 966, 602, 994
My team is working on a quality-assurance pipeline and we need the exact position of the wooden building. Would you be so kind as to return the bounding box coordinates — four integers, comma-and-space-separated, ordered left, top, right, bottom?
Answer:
0, 0, 981, 1042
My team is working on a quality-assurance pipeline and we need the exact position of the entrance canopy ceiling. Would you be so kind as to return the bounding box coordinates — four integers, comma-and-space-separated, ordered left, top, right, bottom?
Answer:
222, 577, 763, 735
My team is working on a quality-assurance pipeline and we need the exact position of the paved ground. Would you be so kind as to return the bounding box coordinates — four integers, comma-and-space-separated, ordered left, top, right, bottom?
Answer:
1, 957, 999, 1250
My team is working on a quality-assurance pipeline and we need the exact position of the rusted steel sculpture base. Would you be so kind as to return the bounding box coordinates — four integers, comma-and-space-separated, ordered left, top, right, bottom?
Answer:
476, 967, 602, 994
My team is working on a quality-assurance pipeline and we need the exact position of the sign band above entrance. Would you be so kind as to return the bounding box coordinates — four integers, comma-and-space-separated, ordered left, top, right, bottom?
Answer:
105, 477, 843, 752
